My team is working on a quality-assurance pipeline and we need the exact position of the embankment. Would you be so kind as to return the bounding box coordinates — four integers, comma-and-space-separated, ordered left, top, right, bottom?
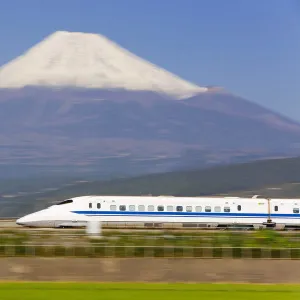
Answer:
1, 258, 300, 283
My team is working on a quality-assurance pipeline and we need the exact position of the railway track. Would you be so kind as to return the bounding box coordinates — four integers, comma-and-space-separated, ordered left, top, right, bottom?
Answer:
0, 226, 299, 235
0, 219, 300, 232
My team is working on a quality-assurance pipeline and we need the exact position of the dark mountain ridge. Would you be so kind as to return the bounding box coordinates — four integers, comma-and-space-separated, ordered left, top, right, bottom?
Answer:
0, 87, 299, 178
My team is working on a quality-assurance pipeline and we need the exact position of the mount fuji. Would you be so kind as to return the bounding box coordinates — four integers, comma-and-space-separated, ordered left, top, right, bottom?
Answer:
0, 31, 206, 98
0, 30, 299, 178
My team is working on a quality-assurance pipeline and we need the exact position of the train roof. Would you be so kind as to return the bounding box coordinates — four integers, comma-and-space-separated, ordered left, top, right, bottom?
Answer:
69, 195, 300, 201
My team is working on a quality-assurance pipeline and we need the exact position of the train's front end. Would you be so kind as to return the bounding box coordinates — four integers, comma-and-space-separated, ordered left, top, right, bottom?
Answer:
16, 208, 58, 227
16, 198, 87, 228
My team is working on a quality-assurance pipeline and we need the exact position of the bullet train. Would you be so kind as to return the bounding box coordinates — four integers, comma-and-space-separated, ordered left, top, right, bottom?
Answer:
16, 195, 300, 229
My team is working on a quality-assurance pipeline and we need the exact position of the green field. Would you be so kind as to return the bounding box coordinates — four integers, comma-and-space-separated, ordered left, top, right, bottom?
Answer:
0, 283, 299, 300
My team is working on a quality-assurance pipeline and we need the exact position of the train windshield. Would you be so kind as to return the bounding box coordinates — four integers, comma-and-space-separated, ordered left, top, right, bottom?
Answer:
55, 199, 73, 205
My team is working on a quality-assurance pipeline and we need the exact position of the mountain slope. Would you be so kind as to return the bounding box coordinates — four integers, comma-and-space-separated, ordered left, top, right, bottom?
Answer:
3, 155, 300, 217
36, 155, 300, 198
0, 87, 299, 177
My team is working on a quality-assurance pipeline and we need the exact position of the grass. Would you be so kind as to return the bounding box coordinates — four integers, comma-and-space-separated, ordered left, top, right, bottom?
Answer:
0, 283, 299, 300
1, 230, 300, 258
2, 229, 300, 248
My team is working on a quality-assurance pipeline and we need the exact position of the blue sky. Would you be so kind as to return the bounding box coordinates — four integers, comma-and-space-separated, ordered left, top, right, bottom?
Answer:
0, 0, 299, 120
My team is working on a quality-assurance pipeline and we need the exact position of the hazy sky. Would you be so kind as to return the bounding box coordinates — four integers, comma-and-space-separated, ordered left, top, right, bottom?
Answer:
0, 0, 299, 120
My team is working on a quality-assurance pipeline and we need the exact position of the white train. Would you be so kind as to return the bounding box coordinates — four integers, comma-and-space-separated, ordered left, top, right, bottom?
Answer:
16, 195, 300, 229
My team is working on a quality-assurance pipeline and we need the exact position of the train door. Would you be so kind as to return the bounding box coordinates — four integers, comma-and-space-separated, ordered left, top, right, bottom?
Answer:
270, 200, 286, 229
271, 201, 280, 216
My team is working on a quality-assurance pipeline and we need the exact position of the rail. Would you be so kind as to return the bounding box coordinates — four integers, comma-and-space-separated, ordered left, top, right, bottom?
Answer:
1, 219, 300, 232
0, 245, 300, 259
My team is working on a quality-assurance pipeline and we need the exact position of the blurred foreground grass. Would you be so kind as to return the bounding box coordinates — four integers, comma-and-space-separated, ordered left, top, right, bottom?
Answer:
0, 283, 300, 300
1, 229, 300, 258
1, 229, 300, 248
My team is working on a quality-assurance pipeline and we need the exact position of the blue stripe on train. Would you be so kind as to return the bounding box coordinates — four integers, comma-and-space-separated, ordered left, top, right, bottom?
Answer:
72, 210, 300, 218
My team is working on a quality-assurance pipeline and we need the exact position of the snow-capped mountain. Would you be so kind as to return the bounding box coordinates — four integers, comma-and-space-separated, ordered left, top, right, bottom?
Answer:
0, 30, 300, 179
0, 31, 206, 99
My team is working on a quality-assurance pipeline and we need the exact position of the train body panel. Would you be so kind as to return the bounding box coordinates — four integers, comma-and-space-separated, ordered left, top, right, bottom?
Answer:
269, 198, 300, 225
15, 195, 300, 229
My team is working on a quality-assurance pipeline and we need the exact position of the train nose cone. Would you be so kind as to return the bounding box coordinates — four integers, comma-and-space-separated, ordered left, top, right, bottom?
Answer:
16, 217, 26, 225
16, 215, 31, 226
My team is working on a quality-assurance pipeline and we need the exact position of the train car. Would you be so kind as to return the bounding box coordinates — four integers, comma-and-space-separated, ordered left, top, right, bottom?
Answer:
16, 194, 299, 229
268, 198, 300, 229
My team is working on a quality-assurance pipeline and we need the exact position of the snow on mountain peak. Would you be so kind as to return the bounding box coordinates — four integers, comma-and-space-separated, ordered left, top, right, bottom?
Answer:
0, 30, 207, 98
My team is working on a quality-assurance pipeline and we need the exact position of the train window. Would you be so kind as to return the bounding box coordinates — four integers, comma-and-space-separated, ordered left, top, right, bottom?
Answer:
214, 206, 221, 212
195, 206, 202, 212
176, 206, 183, 212
138, 205, 145, 211
224, 207, 230, 213
205, 206, 211, 212
293, 208, 299, 214
57, 199, 73, 205
119, 205, 126, 211
89, 203, 92, 209
97, 203, 101, 209
237, 205, 241, 211
110, 205, 117, 211
148, 205, 154, 211
167, 206, 173, 212
274, 206, 278, 212
157, 205, 164, 211
186, 206, 192, 212
129, 205, 135, 211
